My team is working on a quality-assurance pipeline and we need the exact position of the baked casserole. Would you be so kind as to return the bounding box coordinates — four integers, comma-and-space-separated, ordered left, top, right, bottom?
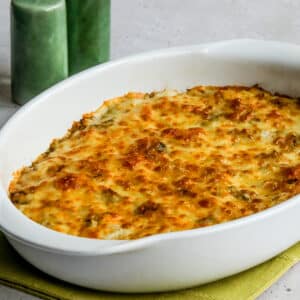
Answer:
9, 85, 300, 239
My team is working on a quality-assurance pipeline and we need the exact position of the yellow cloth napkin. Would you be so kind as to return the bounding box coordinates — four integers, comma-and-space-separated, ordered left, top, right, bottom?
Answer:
0, 232, 300, 300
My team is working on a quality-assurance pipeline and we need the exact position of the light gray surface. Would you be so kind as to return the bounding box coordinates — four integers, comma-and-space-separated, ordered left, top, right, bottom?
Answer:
0, 0, 300, 299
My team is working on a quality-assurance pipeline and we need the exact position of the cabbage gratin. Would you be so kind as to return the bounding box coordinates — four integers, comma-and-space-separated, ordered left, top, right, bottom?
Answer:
9, 85, 300, 239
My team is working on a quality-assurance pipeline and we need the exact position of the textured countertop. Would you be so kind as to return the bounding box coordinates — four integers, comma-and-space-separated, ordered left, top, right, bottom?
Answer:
0, 0, 300, 299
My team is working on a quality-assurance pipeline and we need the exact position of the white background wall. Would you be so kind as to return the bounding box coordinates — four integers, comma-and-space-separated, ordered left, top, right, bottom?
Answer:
0, 0, 300, 299
2, 0, 300, 76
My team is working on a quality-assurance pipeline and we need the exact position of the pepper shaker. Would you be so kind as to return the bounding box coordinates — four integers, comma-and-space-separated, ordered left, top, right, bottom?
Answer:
66, 0, 111, 75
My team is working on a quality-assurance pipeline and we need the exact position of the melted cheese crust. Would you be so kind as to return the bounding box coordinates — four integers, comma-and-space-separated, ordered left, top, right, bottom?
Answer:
9, 85, 300, 239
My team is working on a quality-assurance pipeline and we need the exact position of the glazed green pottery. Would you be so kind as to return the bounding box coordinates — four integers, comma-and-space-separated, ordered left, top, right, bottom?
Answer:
66, 0, 111, 75
11, 0, 68, 105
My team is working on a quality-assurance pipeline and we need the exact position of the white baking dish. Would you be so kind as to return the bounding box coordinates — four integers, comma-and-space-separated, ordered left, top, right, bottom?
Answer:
0, 39, 300, 293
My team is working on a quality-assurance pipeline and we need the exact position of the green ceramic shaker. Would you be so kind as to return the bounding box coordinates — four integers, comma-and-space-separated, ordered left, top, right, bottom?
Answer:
66, 0, 111, 75
11, 0, 68, 105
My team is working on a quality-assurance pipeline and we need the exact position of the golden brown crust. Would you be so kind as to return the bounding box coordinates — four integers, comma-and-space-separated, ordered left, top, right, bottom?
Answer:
9, 85, 300, 239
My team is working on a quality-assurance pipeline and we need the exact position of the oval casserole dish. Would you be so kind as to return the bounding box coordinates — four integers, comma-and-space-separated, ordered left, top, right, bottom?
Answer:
0, 39, 300, 292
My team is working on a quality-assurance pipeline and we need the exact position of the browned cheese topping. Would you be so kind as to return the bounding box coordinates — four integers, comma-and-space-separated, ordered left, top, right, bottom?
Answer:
9, 85, 300, 239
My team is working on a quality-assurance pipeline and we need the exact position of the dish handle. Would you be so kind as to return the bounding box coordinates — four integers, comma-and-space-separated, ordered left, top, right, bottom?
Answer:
90, 235, 163, 256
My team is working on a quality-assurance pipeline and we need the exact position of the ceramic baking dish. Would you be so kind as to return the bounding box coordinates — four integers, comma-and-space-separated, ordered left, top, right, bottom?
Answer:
0, 39, 300, 293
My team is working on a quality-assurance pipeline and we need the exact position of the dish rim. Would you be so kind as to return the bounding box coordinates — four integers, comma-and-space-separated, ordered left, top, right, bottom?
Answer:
1, 38, 300, 256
